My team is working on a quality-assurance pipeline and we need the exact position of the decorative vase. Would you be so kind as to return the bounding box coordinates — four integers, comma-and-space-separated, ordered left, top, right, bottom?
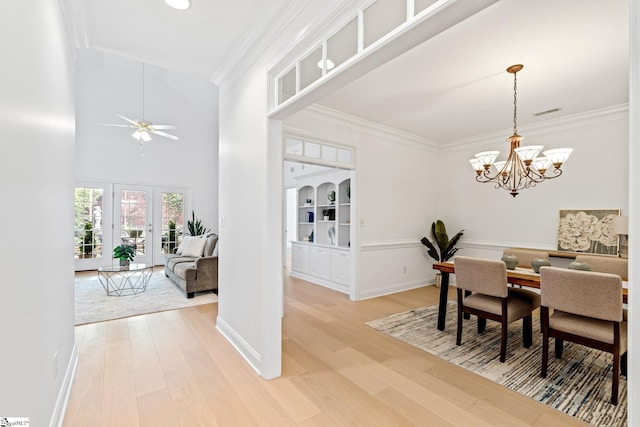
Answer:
568, 261, 592, 271
434, 272, 442, 288
531, 258, 551, 273
501, 255, 519, 270
119, 259, 130, 268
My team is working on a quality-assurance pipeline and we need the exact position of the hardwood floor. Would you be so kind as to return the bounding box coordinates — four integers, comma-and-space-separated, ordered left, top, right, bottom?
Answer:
63, 273, 587, 426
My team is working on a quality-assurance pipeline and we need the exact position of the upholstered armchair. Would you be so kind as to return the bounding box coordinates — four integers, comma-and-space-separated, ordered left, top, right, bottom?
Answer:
539, 266, 627, 405
454, 256, 541, 362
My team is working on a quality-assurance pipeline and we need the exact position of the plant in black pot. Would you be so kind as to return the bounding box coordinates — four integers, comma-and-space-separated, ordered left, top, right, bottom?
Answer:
113, 245, 135, 267
420, 220, 464, 287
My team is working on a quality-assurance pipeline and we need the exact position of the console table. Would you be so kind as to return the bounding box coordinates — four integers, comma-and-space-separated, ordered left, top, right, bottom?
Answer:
98, 263, 153, 296
432, 261, 628, 331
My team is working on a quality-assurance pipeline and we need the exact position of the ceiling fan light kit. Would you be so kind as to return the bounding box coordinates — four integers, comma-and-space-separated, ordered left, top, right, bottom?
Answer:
469, 64, 573, 197
102, 63, 179, 144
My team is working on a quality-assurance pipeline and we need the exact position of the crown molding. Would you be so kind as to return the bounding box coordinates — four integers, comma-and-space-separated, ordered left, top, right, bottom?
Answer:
293, 103, 440, 151
443, 104, 629, 152
57, 0, 89, 51
211, 0, 317, 87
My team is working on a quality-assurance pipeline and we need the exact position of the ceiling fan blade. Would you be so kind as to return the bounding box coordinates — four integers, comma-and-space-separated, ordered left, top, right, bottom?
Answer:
150, 124, 176, 130
115, 114, 140, 126
152, 130, 179, 140
98, 123, 136, 128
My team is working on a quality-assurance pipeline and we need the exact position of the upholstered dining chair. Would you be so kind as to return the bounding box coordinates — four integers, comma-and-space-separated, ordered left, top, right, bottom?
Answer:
575, 254, 628, 280
454, 256, 541, 362
539, 266, 627, 405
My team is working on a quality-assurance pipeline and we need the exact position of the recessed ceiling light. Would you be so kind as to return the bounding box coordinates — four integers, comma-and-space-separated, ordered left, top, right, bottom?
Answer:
165, 0, 190, 10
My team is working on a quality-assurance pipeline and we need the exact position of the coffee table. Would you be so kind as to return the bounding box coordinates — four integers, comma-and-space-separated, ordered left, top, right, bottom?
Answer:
98, 263, 153, 296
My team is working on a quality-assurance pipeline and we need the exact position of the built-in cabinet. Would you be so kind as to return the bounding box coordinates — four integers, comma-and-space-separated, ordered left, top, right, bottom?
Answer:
290, 170, 352, 293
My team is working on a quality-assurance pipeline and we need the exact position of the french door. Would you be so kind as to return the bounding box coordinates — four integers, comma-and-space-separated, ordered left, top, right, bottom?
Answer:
114, 184, 154, 265
74, 183, 189, 270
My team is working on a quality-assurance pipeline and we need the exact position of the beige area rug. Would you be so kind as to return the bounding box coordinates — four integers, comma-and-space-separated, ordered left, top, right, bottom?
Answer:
366, 302, 627, 427
75, 270, 217, 325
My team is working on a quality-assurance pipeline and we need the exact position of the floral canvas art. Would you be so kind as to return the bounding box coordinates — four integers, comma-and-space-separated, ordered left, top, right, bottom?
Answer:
557, 209, 620, 255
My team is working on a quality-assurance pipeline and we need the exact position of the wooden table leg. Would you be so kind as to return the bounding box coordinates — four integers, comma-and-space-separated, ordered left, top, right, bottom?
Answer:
437, 272, 450, 330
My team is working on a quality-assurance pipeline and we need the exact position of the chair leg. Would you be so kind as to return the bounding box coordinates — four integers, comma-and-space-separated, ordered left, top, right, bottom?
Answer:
554, 338, 564, 359
621, 352, 628, 376
522, 314, 532, 348
456, 289, 463, 346
477, 317, 486, 334
612, 352, 620, 405
541, 307, 549, 378
499, 316, 508, 363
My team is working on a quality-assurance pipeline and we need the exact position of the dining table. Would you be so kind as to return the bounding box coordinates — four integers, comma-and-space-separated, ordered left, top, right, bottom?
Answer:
432, 261, 629, 331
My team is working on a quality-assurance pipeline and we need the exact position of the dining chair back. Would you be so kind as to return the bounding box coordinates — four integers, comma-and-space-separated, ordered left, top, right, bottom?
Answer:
539, 266, 627, 404
454, 256, 541, 362
575, 254, 628, 280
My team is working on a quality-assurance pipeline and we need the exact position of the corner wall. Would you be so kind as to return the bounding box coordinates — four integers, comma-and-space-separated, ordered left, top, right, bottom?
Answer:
0, 0, 76, 424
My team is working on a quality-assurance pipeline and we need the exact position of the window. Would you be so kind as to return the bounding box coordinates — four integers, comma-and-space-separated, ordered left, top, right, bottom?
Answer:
161, 192, 184, 255
74, 187, 104, 259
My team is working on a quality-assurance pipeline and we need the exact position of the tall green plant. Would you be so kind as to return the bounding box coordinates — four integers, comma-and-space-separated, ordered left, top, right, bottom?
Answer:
187, 211, 210, 236
420, 220, 464, 262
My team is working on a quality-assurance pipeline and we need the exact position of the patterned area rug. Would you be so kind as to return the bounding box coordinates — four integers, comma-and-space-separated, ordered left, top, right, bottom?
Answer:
366, 302, 627, 427
75, 270, 217, 325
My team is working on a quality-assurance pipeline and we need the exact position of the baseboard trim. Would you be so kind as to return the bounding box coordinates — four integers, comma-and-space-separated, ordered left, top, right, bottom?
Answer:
216, 316, 262, 376
50, 345, 78, 427
288, 271, 349, 294
357, 279, 432, 300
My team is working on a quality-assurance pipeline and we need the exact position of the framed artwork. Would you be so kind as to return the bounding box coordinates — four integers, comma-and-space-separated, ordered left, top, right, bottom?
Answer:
557, 209, 621, 256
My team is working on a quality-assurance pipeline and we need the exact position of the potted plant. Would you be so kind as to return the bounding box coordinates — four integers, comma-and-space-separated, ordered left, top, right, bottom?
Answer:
420, 220, 464, 286
113, 244, 135, 267
323, 209, 330, 221
187, 210, 210, 236
327, 190, 336, 205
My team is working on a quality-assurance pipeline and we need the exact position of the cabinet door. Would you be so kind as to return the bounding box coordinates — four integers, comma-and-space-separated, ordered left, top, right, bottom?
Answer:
291, 243, 309, 273
331, 249, 350, 285
309, 246, 331, 279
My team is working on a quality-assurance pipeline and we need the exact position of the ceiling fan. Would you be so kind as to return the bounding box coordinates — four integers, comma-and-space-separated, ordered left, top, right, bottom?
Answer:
102, 63, 179, 144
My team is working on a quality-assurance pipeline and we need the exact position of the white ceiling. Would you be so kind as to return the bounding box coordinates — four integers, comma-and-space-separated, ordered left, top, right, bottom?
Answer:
64, 0, 629, 143
316, 0, 630, 143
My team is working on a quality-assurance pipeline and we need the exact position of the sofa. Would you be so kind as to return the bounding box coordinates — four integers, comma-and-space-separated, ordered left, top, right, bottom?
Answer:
164, 233, 218, 298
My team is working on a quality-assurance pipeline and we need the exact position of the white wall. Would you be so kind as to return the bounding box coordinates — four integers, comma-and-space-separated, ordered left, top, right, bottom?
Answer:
285, 106, 439, 299
0, 0, 76, 425
438, 107, 629, 255
75, 49, 219, 232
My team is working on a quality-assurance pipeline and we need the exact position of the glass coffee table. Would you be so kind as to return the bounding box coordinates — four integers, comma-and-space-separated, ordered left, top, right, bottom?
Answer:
97, 263, 153, 296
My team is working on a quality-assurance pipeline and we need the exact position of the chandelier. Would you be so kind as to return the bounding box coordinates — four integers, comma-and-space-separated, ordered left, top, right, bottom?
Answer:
469, 64, 573, 197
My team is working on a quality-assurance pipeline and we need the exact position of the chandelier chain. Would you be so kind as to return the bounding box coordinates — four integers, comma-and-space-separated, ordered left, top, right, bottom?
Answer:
512, 71, 518, 135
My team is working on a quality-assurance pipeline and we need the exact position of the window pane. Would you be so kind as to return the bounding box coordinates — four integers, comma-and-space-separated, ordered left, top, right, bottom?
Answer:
305, 141, 321, 158
120, 190, 146, 256
327, 17, 359, 73
363, 0, 407, 49
299, 46, 323, 91
277, 67, 296, 105
74, 187, 104, 259
161, 192, 184, 255
337, 148, 353, 164
286, 138, 304, 155
322, 145, 337, 162
414, 0, 440, 16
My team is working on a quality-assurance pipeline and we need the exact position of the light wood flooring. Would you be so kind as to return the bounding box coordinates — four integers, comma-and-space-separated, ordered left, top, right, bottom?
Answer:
63, 273, 588, 426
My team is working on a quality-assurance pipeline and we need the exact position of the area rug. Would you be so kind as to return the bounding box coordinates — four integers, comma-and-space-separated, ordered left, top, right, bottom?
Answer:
366, 302, 627, 427
75, 270, 217, 325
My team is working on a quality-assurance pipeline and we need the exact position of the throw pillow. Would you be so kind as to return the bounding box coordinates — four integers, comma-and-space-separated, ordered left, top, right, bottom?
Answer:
176, 235, 193, 255
212, 241, 219, 257
182, 236, 207, 257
